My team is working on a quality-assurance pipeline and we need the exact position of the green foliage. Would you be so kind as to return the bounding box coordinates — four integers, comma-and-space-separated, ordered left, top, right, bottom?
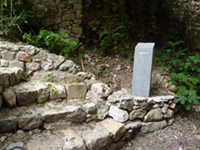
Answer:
92, 114, 99, 122
99, 25, 132, 56
22, 30, 80, 58
0, 0, 34, 39
155, 41, 200, 110
49, 84, 57, 94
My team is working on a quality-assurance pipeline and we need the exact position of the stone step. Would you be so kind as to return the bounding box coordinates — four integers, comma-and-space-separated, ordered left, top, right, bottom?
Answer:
0, 67, 24, 108
1, 79, 88, 108
3, 118, 129, 150
0, 99, 97, 133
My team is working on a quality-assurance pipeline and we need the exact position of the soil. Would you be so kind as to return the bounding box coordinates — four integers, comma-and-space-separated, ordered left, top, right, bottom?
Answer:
0, 49, 200, 150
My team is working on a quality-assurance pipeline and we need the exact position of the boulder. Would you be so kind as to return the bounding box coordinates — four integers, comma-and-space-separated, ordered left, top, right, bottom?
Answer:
109, 105, 128, 123
59, 60, 74, 71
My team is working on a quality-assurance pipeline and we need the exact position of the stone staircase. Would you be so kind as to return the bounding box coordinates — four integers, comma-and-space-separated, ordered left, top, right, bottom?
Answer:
0, 41, 177, 150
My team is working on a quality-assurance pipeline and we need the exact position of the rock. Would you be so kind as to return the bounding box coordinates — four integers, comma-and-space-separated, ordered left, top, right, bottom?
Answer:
125, 120, 142, 130
0, 85, 2, 93
138, 101, 153, 110
91, 83, 112, 98
100, 119, 126, 142
117, 100, 134, 111
17, 51, 31, 62
152, 102, 164, 109
10, 67, 23, 81
84, 79, 98, 90
0, 136, 7, 142
144, 108, 163, 122
2, 72, 9, 87
129, 109, 147, 120
0, 96, 3, 107
82, 102, 97, 114
167, 117, 175, 126
62, 129, 86, 150
2, 69, 16, 86
18, 114, 43, 130
15, 84, 38, 106
9, 60, 24, 70
109, 105, 128, 123
107, 91, 122, 103
82, 124, 112, 150
107, 141, 126, 150
41, 59, 54, 71
0, 59, 9, 67
0, 117, 17, 133
49, 84, 66, 100
74, 4, 83, 9
34, 83, 49, 103
5, 142, 24, 150
125, 130, 134, 140
159, 95, 175, 102
162, 104, 169, 114
164, 109, 174, 118
97, 105, 109, 120
141, 120, 167, 133
2, 88, 16, 108
2, 51, 16, 60
59, 60, 74, 71
66, 83, 87, 99
24, 45, 39, 56
169, 102, 176, 109
75, 72, 92, 79
26, 62, 41, 71
42, 105, 86, 122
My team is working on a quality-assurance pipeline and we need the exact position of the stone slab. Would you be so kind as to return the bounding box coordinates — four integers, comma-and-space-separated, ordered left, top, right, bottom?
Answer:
132, 43, 155, 97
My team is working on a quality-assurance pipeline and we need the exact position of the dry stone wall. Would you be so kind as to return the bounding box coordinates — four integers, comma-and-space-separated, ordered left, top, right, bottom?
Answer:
30, 0, 127, 43
0, 41, 177, 149
32, 0, 83, 42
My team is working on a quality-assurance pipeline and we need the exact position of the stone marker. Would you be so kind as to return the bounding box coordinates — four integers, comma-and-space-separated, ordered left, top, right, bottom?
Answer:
132, 43, 155, 97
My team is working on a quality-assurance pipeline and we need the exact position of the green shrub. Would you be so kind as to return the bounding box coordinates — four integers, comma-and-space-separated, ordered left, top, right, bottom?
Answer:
23, 30, 80, 58
0, 0, 34, 39
155, 41, 200, 110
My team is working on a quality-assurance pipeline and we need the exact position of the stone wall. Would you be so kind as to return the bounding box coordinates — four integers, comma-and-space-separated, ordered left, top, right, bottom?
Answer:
31, 0, 83, 42
30, 0, 127, 43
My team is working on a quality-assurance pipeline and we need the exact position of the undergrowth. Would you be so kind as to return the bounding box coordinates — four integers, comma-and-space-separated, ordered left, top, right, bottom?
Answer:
154, 41, 200, 110
23, 30, 80, 59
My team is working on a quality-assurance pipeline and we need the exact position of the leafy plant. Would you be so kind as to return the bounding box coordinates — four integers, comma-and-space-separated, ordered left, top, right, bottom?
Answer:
0, 0, 34, 39
43, 72, 53, 82
155, 41, 200, 110
92, 114, 99, 122
99, 25, 130, 56
23, 30, 80, 59
49, 84, 57, 94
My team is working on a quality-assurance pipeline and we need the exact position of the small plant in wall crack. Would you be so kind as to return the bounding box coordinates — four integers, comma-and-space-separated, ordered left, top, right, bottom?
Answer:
92, 114, 99, 122
49, 84, 57, 94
